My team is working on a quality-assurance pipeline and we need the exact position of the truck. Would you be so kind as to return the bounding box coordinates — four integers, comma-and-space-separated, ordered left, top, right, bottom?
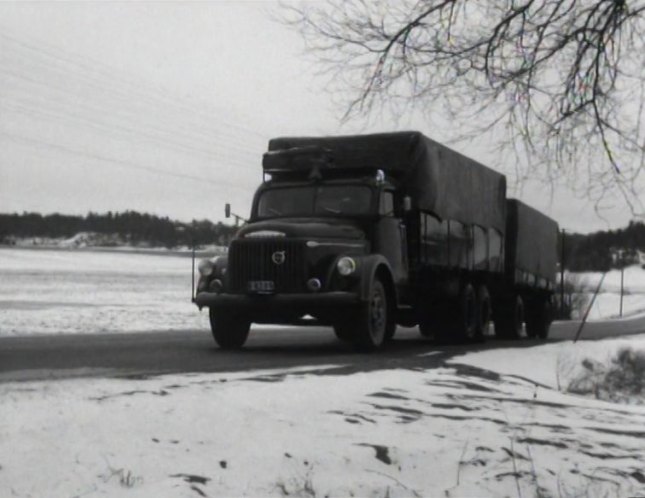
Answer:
193, 131, 558, 350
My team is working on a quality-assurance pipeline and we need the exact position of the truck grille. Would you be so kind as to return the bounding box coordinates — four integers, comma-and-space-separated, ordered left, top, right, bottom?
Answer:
228, 239, 307, 293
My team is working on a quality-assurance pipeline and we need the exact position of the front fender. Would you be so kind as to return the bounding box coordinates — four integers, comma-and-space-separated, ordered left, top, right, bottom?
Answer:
355, 254, 395, 302
325, 254, 394, 302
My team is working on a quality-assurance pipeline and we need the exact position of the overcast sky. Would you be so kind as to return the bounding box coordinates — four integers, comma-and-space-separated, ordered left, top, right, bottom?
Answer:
0, 1, 638, 234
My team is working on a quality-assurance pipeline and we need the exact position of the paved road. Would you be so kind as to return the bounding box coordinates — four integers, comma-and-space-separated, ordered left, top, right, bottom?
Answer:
1, 316, 644, 382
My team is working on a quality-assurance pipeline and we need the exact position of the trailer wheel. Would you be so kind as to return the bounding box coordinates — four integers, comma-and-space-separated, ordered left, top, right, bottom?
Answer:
526, 299, 552, 339
209, 308, 250, 349
353, 278, 389, 351
494, 295, 524, 340
476, 285, 491, 340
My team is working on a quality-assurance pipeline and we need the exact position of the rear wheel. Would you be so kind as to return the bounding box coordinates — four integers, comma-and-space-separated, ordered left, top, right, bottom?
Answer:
526, 299, 552, 339
452, 283, 478, 342
209, 308, 251, 349
436, 283, 478, 343
475, 285, 491, 340
494, 295, 524, 340
417, 299, 438, 338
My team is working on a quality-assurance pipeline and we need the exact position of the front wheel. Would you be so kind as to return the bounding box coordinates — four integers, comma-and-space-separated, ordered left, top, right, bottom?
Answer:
333, 316, 354, 343
209, 308, 250, 349
353, 278, 389, 351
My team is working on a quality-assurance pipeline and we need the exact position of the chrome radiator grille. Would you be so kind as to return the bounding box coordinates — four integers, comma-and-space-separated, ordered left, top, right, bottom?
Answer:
228, 239, 307, 293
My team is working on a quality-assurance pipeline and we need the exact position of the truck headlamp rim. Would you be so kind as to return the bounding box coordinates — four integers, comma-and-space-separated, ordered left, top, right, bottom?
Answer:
337, 256, 357, 276
197, 259, 215, 277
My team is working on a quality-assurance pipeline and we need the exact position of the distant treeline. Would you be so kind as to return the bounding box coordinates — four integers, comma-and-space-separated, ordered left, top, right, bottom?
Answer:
0, 211, 238, 248
2, 211, 645, 271
563, 220, 645, 271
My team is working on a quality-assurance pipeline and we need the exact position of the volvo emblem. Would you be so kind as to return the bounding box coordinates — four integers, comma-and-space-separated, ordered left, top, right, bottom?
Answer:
271, 250, 286, 265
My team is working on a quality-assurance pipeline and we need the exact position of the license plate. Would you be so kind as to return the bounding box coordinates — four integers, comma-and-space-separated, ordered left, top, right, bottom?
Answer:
248, 280, 275, 293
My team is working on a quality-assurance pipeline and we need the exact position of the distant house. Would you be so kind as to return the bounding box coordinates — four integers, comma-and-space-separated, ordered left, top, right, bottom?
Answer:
639, 249, 645, 269
610, 247, 642, 268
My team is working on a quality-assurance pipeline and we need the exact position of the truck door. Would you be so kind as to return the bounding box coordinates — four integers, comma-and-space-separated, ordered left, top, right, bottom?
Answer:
373, 190, 408, 284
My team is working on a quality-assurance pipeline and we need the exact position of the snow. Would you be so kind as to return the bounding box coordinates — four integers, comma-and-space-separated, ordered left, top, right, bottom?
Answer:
568, 265, 645, 320
2, 341, 645, 497
2, 248, 645, 337
0, 247, 211, 336
4, 233, 228, 254
3, 248, 645, 496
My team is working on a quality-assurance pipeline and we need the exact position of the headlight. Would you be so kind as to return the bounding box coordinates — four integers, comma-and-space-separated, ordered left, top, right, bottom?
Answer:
198, 259, 215, 277
336, 256, 356, 276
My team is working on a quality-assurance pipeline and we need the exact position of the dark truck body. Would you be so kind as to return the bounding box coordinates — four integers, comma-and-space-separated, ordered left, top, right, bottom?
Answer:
505, 199, 559, 291
195, 131, 558, 349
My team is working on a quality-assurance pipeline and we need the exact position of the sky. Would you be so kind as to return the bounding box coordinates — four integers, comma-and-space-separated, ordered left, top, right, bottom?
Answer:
0, 1, 640, 234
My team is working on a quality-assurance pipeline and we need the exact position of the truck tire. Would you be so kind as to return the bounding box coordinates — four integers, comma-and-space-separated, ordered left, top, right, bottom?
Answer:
436, 283, 477, 343
209, 308, 251, 349
353, 278, 389, 351
526, 299, 552, 339
418, 313, 433, 338
453, 283, 478, 342
476, 285, 491, 340
384, 320, 397, 342
333, 320, 353, 343
494, 295, 524, 340
418, 301, 445, 338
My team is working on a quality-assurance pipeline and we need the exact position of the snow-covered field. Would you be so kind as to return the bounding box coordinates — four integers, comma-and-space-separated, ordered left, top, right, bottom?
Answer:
2, 247, 645, 337
571, 265, 645, 320
0, 247, 211, 336
2, 248, 645, 497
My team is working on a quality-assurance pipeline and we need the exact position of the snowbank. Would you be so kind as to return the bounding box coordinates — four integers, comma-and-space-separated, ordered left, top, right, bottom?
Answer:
453, 334, 645, 403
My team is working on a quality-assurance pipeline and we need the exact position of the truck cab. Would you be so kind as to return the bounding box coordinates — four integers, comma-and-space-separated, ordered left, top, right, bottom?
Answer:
194, 147, 408, 350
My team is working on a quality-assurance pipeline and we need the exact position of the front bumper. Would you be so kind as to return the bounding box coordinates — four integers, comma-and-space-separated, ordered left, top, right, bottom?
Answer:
193, 290, 360, 310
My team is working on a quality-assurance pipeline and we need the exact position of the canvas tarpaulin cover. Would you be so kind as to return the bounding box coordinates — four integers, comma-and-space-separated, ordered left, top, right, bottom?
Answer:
505, 199, 559, 283
267, 131, 507, 232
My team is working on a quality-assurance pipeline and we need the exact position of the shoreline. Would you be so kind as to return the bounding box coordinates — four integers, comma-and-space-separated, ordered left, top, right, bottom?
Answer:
0, 244, 225, 258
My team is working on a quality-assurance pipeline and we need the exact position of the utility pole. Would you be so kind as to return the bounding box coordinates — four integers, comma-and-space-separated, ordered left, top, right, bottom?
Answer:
560, 228, 566, 318
618, 250, 625, 317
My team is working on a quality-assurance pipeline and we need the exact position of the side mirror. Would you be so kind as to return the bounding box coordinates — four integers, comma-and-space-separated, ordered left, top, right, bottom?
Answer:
403, 196, 412, 213
225, 203, 231, 219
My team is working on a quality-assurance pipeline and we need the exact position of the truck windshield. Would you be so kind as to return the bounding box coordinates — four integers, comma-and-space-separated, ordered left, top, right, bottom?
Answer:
257, 185, 373, 218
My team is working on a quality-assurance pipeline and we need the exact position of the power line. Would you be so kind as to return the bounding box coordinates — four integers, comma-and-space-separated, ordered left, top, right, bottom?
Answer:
0, 28, 272, 144
0, 130, 260, 191
0, 99, 261, 172
0, 65, 266, 168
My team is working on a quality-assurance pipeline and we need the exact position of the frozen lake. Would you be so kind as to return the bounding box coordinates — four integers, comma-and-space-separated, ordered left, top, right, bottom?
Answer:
0, 247, 210, 337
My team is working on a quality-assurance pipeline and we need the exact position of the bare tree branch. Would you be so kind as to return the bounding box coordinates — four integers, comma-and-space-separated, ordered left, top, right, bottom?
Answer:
280, 0, 645, 215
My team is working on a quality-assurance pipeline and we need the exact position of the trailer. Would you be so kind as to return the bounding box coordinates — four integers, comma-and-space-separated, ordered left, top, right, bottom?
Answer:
194, 131, 558, 350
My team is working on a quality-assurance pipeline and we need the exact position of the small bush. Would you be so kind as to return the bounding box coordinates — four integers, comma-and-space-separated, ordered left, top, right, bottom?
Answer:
555, 273, 591, 320
564, 346, 645, 404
